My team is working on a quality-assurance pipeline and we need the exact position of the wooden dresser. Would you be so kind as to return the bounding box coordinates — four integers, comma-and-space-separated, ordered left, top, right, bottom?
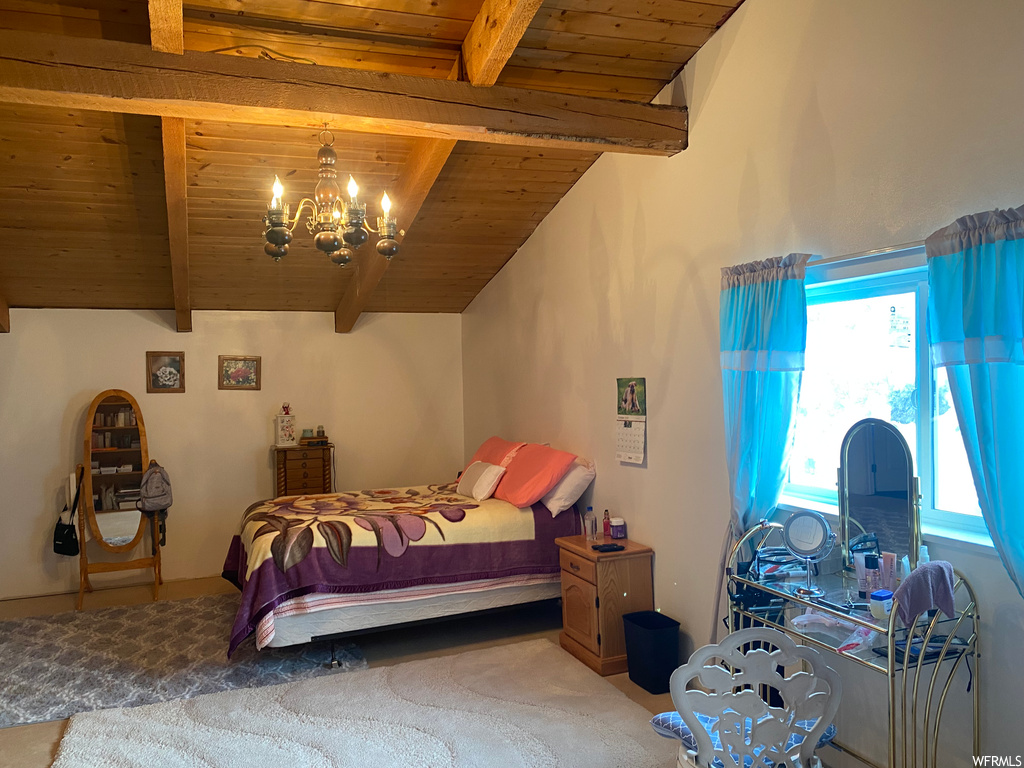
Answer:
554, 535, 654, 675
274, 444, 333, 496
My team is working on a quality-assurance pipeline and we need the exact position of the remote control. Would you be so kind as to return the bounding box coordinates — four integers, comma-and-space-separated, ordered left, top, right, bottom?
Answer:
591, 543, 625, 552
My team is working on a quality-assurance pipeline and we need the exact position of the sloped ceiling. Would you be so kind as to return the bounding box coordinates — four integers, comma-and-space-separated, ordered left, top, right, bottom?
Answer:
0, 0, 741, 333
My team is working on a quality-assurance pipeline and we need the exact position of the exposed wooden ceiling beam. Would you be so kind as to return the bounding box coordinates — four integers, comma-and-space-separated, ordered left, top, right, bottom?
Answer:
160, 117, 192, 332
150, 0, 183, 54
0, 31, 687, 156
0, 291, 9, 333
150, 0, 192, 332
335, 0, 548, 332
335, 58, 463, 334
463, 0, 546, 87
335, 135, 458, 332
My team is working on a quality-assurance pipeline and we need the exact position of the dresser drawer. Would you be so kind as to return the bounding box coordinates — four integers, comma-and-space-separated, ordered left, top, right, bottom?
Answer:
286, 477, 326, 492
283, 448, 326, 462
286, 467, 324, 483
560, 549, 596, 584
285, 457, 323, 471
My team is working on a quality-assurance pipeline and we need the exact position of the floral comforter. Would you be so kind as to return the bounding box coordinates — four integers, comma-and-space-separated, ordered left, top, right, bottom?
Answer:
222, 483, 579, 655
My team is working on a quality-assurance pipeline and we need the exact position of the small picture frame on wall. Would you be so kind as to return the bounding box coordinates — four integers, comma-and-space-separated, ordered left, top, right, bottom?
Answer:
219, 355, 261, 390
146, 351, 185, 393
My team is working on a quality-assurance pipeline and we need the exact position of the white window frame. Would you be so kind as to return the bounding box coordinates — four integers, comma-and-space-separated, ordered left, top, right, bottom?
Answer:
781, 244, 991, 544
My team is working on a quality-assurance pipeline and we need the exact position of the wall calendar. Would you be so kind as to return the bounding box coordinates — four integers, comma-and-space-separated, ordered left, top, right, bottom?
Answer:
616, 377, 647, 464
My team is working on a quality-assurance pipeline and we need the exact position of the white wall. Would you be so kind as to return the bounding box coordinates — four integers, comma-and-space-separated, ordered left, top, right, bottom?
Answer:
462, 0, 1024, 759
0, 309, 463, 601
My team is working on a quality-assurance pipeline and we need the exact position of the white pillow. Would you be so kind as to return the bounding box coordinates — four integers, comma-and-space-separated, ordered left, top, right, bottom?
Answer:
541, 457, 596, 516
457, 461, 506, 501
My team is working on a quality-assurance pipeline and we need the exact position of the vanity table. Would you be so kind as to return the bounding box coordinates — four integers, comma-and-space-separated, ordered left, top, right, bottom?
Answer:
727, 521, 979, 768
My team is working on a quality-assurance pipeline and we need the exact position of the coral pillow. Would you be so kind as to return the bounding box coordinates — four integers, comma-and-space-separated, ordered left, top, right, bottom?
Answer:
464, 436, 525, 475
494, 443, 578, 508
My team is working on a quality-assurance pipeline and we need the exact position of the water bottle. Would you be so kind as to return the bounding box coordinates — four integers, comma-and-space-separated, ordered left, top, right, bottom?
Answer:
584, 506, 599, 541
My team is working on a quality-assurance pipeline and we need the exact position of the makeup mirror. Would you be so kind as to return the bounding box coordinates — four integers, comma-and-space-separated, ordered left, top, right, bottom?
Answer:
782, 510, 836, 597
837, 418, 921, 572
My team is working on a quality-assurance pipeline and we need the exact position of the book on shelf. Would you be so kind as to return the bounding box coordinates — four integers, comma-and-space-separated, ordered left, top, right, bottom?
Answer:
117, 501, 138, 510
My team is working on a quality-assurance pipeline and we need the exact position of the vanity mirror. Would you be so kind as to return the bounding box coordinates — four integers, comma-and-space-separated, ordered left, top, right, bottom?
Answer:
837, 418, 921, 573
781, 510, 835, 597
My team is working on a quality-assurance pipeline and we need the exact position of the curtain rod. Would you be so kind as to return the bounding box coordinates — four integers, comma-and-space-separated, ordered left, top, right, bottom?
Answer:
807, 240, 925, 268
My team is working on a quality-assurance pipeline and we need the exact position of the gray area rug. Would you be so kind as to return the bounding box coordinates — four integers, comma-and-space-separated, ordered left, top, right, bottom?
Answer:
0, 593, 365, 727
53, 638, 676, 768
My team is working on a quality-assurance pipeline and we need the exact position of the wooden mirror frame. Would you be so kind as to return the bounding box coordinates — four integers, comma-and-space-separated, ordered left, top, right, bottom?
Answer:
82, 388, 149, 554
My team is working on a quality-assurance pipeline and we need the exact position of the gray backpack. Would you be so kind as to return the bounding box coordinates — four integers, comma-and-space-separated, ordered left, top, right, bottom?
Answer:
138, 461, 173, 512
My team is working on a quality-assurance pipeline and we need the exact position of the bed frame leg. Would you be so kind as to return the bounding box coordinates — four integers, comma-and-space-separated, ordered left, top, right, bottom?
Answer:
328, 641, 341, 668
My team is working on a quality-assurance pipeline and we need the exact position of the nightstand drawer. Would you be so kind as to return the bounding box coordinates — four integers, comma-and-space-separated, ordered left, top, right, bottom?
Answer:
560, 549, 596, 584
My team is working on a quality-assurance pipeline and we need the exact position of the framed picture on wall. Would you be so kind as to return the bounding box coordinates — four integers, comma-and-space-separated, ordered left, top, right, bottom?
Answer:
146, 351, 185, 393
219, 355, 261, 390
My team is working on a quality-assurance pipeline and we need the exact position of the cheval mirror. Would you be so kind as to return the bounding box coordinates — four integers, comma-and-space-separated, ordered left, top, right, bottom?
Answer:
77, 389, 162, 609
837, 417, 921, 573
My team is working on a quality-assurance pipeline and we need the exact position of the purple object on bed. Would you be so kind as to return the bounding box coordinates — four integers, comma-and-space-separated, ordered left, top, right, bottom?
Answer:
222, 483, 579, 655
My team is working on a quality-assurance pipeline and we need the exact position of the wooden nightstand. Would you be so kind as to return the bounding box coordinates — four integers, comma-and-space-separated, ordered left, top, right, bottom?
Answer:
554, 534, 654, 675
274, 444, 333, 496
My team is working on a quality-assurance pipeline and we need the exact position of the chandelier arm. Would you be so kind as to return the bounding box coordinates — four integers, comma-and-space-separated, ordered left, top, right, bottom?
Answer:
285, 198, 318, 230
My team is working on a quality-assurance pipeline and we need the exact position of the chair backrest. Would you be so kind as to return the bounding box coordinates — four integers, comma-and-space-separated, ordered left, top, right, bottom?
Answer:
669, 627, 841, 767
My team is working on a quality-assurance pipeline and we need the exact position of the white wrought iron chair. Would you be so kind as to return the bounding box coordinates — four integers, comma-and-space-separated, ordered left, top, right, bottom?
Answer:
652, 627, 841, 768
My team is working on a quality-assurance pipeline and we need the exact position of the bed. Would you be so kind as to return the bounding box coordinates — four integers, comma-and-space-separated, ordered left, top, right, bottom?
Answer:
222, 482, 580, 655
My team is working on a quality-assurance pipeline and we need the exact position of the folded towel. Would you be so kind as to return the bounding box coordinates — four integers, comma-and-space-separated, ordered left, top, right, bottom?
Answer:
893, 560, 956, 626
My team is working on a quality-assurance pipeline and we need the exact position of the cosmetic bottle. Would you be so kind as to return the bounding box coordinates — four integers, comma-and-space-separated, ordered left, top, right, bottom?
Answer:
864, 554, 882, 594
899, 555, 911, 583
603, 509, 611, 538
881, 552, 897, 590
609, 517, 627, 539
854, 552, 868, 598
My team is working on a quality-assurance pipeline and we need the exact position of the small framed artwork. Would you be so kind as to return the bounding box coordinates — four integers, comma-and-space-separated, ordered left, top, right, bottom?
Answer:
219, 355, 261, 390
146, 351, 185, 393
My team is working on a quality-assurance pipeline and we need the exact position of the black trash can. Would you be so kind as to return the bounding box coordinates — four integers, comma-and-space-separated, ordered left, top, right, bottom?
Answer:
622, 610, 680, 695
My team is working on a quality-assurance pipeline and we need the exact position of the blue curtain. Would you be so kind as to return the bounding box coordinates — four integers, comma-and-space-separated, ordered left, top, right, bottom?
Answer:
711, 254, 809, 640
720, 253, 810, 536
927, 205, 1024, 598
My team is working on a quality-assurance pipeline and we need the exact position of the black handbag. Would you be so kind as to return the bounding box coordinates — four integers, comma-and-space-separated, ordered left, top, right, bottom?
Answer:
53, 467, 85, 557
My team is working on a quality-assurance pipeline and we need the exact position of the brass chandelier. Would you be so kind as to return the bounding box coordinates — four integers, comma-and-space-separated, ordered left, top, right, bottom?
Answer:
262, 129, 400, 266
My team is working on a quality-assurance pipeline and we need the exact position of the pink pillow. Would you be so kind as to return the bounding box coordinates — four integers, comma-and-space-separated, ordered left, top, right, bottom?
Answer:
464, 436, 525, 475
494, 443, 578, 508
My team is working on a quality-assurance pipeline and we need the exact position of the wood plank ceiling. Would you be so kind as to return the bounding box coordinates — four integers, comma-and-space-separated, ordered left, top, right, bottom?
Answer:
0, 0, 741, 332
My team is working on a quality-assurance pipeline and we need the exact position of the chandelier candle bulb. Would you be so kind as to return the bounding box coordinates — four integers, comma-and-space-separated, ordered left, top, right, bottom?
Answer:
270, 176, 284, 210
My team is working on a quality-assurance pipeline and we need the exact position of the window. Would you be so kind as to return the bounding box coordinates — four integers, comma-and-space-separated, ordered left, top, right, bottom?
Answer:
784, 246, 985, 537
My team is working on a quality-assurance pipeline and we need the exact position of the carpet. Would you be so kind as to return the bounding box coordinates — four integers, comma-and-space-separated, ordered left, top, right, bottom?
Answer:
0, 593, 365, 728
51, 638, 677, 768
